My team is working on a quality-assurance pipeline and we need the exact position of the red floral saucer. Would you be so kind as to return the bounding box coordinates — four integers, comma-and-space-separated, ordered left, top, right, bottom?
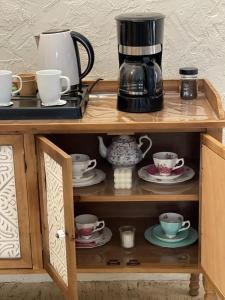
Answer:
146, 164, 185, 181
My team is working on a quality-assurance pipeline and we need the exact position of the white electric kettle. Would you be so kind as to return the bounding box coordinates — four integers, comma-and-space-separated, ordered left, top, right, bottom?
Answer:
35, 29, 95, 93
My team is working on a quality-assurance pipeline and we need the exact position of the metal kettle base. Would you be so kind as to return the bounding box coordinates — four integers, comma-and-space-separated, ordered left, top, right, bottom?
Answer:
117, 93, 163, 113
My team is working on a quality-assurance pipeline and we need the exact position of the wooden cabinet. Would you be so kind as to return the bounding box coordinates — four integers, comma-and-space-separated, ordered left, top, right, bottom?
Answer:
33, 131, 225, 300
0, 80, 225, 299
0, 135, 32, 269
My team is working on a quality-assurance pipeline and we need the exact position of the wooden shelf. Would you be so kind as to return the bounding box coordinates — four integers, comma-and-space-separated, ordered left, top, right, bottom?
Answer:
76, 218, 199, 273
73, 170, 199, 202
0, 80, 224, 133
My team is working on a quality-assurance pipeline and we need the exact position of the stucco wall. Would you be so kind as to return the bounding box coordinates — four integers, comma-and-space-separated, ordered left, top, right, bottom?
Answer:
0, 0, 225, 105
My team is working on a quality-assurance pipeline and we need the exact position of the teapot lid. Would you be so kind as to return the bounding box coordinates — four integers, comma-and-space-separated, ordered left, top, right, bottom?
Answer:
42, 29, 70, 34
112, 135, 134, 143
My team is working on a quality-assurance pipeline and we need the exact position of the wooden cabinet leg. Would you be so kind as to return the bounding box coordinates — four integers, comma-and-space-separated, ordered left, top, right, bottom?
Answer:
203, 276, 218, 300
189, 273, 200, 297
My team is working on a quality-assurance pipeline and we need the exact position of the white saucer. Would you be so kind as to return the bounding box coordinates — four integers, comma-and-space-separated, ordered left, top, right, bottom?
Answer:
73, 170, 95, 183
76, 230, 102, 244
145, 164, 184, 181
138, 165, 195, 184
72, 169, 106, 187
76, 227, 112, 248
0, 101, 13, 107
41, 99, 67, 106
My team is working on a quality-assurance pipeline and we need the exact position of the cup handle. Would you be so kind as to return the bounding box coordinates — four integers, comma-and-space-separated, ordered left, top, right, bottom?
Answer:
12, 75, 22, 95
84, 159, 97, 173
93, 220, 105, 233
172, 158, 184, 171
60, 76, 71, 95
178, 220, 190, 232
138, 135, 153, 158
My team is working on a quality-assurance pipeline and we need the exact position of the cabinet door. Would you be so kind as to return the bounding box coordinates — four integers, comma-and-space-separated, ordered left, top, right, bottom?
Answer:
0, 135, 32, 268
36, 136, 77, 300
201, 134, 225, 298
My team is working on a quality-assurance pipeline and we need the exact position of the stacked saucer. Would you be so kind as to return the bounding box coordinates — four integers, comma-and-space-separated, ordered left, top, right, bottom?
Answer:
76, 227, 112, 249
138, 151, 195, 184
138, 164, 195, 184
144, 213, 198, 248
75, 214, 112, 249
72, 169, 106, 187
71, 154, 106, 187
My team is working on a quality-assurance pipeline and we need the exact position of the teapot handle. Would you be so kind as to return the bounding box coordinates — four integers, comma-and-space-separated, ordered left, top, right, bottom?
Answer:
138, 135, 152, 158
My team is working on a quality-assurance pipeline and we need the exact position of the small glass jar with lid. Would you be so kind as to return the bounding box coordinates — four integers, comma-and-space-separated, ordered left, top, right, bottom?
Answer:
179, 67, 198, 100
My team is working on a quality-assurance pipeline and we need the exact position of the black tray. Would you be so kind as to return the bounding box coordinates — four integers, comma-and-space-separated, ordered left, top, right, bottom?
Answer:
0, 86, 89, 120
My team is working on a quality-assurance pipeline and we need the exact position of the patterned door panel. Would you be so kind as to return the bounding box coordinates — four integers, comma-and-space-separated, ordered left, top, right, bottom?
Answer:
0, 146, 20, 259
44, 153, 68, 285
37, 136, 77, 299
0, 136, 32, 268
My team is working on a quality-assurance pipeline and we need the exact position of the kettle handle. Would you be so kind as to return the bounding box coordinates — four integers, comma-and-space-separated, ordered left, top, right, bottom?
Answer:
70, 31, 95, 80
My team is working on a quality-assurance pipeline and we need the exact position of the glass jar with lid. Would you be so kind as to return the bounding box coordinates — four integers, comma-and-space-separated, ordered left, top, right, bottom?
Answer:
179, 67, 198, 100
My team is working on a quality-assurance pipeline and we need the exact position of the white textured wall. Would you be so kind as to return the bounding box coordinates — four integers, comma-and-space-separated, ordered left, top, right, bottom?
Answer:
0, 0, 225, 105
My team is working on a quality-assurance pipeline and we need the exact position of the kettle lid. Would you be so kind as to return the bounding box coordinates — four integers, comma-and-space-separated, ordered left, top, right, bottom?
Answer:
42, 29, 70, 34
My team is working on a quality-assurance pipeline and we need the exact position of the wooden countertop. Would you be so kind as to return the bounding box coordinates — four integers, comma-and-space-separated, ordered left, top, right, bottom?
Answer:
0, 80, 224, 133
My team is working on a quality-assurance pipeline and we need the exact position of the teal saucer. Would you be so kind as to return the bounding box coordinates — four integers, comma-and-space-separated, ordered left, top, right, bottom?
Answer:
152, 224, 189, 243
144, 225, 198, 248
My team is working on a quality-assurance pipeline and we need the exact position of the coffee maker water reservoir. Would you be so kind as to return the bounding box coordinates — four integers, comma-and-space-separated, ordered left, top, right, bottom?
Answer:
115, 13, 165, 113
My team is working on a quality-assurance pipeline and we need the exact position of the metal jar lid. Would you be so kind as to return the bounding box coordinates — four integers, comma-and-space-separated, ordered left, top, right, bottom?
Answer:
179, 67, 198, 75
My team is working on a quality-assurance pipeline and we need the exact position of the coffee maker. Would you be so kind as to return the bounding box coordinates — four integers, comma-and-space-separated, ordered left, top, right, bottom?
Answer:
115, 13, 165, 113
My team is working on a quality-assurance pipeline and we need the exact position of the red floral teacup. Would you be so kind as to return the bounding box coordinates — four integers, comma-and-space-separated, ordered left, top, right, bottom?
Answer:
75, 214, 105, 239
153, 152, 184, 176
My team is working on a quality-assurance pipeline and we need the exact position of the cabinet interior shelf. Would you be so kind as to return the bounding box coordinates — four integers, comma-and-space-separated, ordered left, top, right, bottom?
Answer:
73, 171, 199, 202
76, 218, 199, 273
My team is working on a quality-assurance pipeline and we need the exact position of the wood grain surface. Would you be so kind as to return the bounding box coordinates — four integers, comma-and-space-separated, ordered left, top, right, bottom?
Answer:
201, 139, 225, 299
0, 80, 224, 133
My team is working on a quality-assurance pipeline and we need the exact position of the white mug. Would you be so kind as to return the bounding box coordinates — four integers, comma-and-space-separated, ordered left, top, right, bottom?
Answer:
71, 154, 97, 179
0, 70, 22, 106
36, 69, 70, 106
75, 214, 105, 239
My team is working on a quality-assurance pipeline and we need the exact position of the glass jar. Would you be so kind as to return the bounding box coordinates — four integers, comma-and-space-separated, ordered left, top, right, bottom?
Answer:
119, 226, 136, 248
179, 67, 198, 100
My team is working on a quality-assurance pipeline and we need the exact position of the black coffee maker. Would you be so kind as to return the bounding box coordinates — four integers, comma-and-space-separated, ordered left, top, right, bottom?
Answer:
115, 13, 165, 113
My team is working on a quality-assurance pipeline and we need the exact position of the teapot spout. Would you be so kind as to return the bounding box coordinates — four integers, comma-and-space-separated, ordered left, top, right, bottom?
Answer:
98, 136, 107, 158
34, 35, 40, 47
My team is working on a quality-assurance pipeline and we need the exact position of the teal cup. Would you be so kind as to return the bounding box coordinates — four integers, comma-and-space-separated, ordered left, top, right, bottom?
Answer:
159, 212, 190, 238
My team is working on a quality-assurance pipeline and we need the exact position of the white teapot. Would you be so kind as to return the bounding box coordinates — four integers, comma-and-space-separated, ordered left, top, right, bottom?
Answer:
98, 135, 152, 168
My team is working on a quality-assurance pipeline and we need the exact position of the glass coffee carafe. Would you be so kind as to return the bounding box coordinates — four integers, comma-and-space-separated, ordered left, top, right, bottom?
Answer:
119, 59, 163, 99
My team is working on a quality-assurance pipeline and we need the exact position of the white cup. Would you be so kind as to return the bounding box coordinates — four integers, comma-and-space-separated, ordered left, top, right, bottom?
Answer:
0, 70, 22, 106
159, 212, 191, 238
153, 152, 184, 176
75, 214, 105, 239
36, 69, 70, 106
71, 154, 97, 179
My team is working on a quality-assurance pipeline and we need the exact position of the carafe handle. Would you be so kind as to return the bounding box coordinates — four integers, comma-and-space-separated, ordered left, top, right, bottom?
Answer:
70, 31, 95, 80
143, 62, 156, 97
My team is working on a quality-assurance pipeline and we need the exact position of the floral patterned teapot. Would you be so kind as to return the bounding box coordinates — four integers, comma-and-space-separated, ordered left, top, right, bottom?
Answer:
98, 135, 152, 167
